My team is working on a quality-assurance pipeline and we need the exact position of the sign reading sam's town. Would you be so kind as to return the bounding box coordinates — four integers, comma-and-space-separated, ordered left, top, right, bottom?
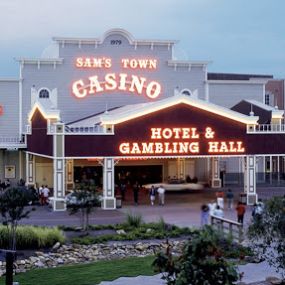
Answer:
119, 127, 245, 155
72, 57, 161, 99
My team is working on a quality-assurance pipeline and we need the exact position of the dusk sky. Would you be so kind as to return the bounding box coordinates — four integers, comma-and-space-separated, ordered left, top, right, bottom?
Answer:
1, 0, 285, 78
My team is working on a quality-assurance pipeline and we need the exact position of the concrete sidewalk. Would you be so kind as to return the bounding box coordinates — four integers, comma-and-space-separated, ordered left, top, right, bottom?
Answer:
98, 261, 283, 285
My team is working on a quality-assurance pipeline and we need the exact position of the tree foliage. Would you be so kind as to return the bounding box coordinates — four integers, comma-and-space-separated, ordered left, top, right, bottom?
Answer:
0, 187, 36, 250
67, 183, 101, 231
152, 226, 239, 285
247, 196, 285, 278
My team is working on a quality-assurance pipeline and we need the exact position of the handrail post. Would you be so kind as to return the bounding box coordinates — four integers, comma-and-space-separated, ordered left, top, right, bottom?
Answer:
238, 224, 243, 243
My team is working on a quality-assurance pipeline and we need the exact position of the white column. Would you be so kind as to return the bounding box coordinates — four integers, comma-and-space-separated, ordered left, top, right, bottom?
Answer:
102, 157, 116, 210
270, 155, 272, 184
211, 157, 221, 188
19, 150, 23, 181
26, 152, 35, 186
277, 156, 280, 182
244, 155, 257, 205
52, 123, 66, 211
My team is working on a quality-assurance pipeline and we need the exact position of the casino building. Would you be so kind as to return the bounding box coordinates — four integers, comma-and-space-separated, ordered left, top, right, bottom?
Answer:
0, 29, 285, 211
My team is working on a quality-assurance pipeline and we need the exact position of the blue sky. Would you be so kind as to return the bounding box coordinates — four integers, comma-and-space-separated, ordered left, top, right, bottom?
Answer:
1, 0, 285, 78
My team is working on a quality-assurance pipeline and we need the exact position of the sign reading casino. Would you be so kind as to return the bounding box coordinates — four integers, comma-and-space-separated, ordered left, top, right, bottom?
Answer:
72, 57, 162, 99
119, 127, 245, 155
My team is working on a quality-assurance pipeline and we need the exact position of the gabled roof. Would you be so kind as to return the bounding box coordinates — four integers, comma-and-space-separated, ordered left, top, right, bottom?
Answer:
28, 101, 60, 121
68, 94, 259, 128
245, 99, 284, 119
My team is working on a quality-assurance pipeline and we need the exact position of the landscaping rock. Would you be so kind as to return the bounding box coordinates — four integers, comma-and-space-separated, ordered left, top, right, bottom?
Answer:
0, 240, 189, 275
266, 276, 283, 284
52, 242, 61, 251
116, 229, 126, 235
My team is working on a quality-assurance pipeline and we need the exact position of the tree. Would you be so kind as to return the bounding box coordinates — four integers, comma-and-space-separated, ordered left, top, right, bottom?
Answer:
67, 183, 101, 231
0, 187, 36, 250
248, 196, 285, 279
153, 226, 239, 285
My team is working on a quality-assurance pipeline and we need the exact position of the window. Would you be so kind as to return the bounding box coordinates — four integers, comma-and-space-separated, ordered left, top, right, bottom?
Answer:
265, 93, 270, 105
181, 89, 191, 96
39, 89, 50, 99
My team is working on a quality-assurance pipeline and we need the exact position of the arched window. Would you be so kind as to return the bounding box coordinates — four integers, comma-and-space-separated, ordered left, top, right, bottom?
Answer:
39, 89, 50, 99
181, 89, 192, 96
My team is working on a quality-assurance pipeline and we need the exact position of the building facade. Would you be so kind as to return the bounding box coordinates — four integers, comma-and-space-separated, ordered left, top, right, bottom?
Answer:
0, 29, 284, 210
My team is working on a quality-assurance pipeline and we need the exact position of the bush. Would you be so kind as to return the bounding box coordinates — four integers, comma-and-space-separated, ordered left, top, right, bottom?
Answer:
153, 226, 239, 285
0, 226, 65, 249
125, 212, 143, 228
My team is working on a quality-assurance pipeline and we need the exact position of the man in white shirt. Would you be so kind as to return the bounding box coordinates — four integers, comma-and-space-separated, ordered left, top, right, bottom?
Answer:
157, 185, 165, 206
42, 185, 50, 205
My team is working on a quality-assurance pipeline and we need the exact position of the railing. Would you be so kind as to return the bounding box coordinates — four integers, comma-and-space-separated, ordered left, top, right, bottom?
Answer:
0, 136, 26, 147
210, 215, 243, 243
65, 125, 105, 134
26, 124, 108, 134
248, 124, 285, 133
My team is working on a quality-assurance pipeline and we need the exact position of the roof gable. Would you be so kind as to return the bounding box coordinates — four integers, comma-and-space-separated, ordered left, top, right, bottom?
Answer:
99, 94, 259, 126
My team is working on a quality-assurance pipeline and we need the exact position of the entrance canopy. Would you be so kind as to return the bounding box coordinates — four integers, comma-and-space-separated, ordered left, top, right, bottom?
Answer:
27, 93, 285, 158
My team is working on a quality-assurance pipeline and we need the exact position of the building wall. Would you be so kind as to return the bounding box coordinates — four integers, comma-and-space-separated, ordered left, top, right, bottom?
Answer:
208, 83, 264, 108
0, 80, 19, 136
0, 150, 20, 186
21, 31, 206, 127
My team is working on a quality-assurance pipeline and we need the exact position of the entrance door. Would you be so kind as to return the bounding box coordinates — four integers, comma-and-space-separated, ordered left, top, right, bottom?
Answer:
185, 160, 195, 179
36, 163, 53, 187
168, 160, 178, 179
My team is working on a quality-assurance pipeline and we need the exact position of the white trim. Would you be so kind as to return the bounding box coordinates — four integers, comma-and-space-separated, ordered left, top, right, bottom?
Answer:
100, 94, 259, 125
168, 60, 211, 67
25, 151, 53, 159
207, 79, 269, 85
53, 28, 177, 47
19, 63, 23, 138
28, 101, 60, 122
15, 58, 63, 65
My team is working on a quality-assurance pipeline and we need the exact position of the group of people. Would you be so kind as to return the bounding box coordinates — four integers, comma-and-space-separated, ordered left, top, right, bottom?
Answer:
38, 185, 50, 205
149, 185, 165, 206
201, 189, 264, 226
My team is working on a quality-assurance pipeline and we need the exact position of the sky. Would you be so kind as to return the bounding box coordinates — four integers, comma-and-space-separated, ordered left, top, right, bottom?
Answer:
0, 0, 285, 78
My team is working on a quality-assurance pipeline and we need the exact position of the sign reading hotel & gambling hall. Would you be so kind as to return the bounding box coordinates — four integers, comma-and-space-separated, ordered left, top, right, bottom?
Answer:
72, 57, 162, 99
119, 127, 245, 155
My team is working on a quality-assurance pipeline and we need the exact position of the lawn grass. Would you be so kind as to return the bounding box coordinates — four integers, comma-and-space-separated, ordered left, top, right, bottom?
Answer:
0, 256, 156, 285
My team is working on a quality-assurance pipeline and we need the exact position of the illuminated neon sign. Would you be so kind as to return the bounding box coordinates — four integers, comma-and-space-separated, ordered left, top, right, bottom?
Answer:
119, 127, 245, 155
72, 57, 161, 100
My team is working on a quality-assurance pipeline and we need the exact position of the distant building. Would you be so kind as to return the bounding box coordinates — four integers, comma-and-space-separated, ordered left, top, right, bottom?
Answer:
265, 79, 285, 110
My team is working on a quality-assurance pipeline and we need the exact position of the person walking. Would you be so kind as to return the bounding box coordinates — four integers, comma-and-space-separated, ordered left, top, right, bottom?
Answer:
133, 181, 140, 205
216, 190, 224, 209
157, 185, 165, 206
226, 189, 234, 209
236, 202, 246, 225
39, 185, 44, 205
42, 185, 50, 205
149, 185, 156, 206
213, 205, 224, 218
201, 204, 210, 226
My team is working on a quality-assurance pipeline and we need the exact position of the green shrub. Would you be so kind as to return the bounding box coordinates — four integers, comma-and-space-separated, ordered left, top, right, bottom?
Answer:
125, 212, 143, 228
0, 225, 65, 249
153, 226, 239, 285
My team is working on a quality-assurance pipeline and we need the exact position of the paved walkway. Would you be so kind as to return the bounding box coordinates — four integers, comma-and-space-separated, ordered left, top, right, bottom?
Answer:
98, 261, 283, 285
